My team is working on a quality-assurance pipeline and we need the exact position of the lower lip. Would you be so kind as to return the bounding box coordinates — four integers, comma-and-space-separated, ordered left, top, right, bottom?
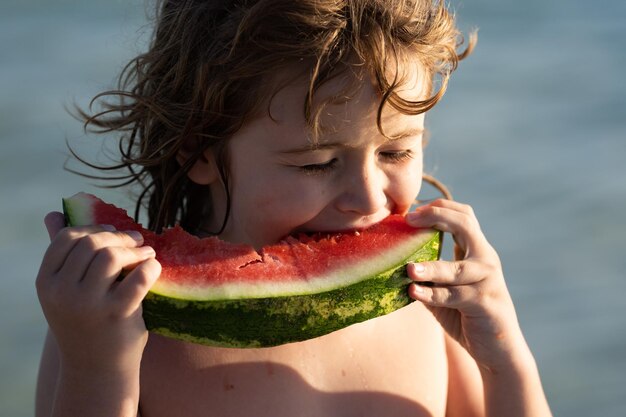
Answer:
293, 222, 382, 238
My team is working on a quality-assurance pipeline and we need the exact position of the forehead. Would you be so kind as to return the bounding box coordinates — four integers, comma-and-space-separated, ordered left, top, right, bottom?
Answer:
263, 58, 429, 140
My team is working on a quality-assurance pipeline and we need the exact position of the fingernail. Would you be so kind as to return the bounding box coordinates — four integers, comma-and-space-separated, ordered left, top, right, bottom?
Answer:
411, 263, 425, 274
140, 246, 156, 257
126, 230, 144, 241
412, 283, 424, 293
101, 224, 116, 232
406, 212, 419, 220
405, 212, 422, 225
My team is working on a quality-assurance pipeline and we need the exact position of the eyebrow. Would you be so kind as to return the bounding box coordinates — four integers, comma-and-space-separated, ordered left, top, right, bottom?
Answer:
279, 142, 349, 155
279, 127, 425, 155
386, 127, 425, 139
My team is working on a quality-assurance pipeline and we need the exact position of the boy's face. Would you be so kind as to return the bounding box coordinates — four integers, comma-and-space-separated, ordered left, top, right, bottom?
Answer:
203, 63, 427, 249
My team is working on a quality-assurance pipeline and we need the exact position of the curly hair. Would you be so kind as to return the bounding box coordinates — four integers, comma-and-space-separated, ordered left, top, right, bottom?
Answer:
74, 0, 475, 233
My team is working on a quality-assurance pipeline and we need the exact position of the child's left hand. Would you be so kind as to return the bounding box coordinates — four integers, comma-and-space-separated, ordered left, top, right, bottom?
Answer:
405, 199, 529, 373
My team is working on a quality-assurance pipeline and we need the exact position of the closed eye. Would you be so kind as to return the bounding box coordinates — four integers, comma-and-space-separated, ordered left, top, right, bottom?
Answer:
298, 158, 338, 175
380, 150, 414, 163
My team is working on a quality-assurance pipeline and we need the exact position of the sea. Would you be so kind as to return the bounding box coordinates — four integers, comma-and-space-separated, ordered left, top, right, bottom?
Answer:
1, 1, 625, 415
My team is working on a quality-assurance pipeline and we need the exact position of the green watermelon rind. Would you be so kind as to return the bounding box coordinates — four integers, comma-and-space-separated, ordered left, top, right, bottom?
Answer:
142, 232, 440, 347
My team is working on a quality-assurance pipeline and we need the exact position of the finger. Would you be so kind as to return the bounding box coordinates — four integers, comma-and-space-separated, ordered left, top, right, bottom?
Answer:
453, 243, 464, 262
428, 199, 493, 260
428, 198, 476, 216
113, 258, 161, 316
44, 212, 66, 241
407, 260, 484, 287
82, 245, 156, 295
56, 230, 144, 283
405, 204, 490, 259
409, 281, 477, 309
39, 225, 117, 277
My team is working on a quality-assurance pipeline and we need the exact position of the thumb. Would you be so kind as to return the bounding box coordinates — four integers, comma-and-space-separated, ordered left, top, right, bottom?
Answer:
44, 211, 66, 241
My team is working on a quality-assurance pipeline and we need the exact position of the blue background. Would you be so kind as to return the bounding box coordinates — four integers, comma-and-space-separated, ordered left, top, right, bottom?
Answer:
1, 1, 625, 415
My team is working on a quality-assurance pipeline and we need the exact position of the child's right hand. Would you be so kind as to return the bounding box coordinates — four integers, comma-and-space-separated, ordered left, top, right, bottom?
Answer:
36, 211, 161, 375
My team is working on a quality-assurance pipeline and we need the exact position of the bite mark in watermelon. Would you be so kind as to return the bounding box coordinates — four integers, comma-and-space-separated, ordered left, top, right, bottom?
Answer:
62, 192, 441, 348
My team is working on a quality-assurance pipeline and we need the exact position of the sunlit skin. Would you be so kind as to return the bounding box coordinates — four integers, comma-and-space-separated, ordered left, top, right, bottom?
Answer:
191, 65, 426, 249
35, 60, 552, 417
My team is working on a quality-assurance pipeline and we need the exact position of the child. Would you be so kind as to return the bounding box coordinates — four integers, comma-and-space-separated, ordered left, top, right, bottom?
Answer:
35, 0, 552, 416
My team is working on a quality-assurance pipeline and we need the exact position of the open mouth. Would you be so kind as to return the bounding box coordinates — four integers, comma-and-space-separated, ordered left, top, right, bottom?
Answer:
284, 220, 384, 243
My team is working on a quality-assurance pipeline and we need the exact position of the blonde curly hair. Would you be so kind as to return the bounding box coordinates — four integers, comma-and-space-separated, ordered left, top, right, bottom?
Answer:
75, 0, 475, 233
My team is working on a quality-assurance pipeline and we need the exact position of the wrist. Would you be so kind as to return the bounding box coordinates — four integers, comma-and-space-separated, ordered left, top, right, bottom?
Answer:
60, 361, 141, 383
57, 342, 145, 378
485, 353, 539, 388
53, 365, 141, 417
468, 313, 535, 375
480, 349, 552, 417
478, 333, 535, 377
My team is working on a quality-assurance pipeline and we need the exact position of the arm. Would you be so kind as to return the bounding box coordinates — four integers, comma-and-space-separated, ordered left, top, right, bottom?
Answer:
478, 330, 550, 416
35, 331, 59, 417
406, 200, 552, 417
35, 212, 160, 417
36, 330, 141, 417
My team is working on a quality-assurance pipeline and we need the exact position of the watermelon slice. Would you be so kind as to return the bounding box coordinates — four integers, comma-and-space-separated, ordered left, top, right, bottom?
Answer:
63, 192, 441, 348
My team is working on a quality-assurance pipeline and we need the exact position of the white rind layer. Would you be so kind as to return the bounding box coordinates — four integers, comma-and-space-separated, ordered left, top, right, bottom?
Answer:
64, 193, 96, 226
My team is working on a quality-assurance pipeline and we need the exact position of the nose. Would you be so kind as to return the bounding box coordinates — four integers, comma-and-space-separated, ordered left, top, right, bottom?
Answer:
335, 160, 388, 216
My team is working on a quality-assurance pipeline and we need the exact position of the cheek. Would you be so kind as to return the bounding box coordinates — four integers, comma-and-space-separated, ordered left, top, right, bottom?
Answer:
238, 174, 330, 218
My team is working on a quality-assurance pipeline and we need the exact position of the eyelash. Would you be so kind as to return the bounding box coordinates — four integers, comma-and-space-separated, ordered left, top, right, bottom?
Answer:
298, 158, 338, 174
297, 151, 413, 175
380, 150, 414, 163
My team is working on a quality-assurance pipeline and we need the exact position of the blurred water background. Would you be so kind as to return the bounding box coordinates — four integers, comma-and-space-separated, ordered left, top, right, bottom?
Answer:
1, 0, 625, 416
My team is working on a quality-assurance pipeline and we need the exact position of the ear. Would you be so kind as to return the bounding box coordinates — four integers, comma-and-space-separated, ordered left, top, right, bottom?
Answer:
177, 148, 220, 185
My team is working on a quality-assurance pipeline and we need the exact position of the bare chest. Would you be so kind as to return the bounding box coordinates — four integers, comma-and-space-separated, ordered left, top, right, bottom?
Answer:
139, 304, 448, 417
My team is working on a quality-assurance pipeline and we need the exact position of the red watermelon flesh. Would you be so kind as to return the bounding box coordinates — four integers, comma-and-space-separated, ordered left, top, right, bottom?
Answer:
64, 192, 439, 301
